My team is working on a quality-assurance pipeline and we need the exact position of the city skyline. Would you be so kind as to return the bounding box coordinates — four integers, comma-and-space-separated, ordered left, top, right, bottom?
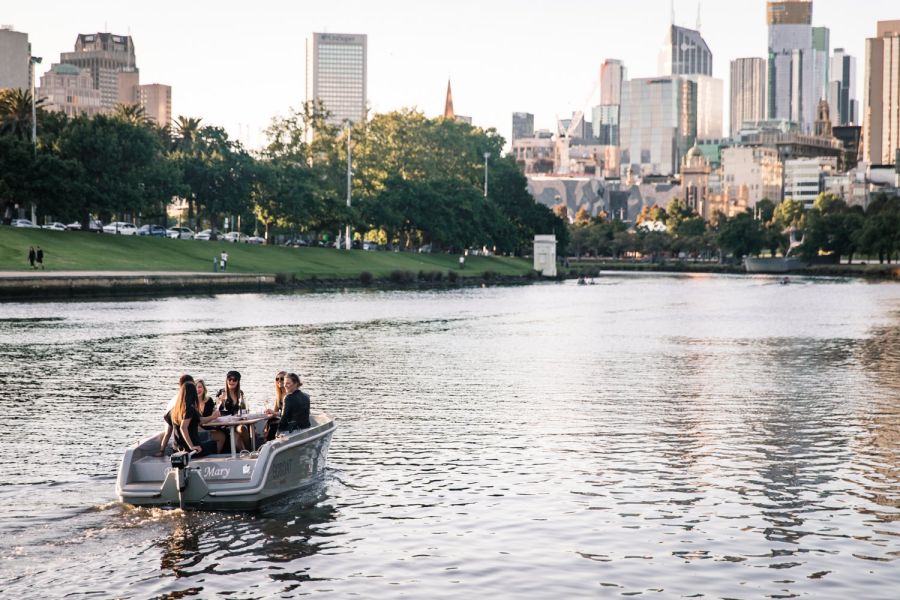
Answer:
4, 0, 897, 148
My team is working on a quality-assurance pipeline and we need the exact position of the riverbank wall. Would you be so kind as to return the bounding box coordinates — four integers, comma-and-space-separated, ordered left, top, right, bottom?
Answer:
0, 272, 277, 301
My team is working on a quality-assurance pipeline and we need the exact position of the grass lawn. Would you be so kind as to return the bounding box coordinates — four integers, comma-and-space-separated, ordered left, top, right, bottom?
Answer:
0, 228, 534, 278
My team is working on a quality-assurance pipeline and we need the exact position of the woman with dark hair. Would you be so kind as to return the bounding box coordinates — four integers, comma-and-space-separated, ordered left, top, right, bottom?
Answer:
216, 370, 245, 416
277, 372, 310, 435
166, 381, 225, 457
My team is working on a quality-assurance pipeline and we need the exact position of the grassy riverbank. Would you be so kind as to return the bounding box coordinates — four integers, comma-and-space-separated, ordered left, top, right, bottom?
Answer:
0, 228, 534, 278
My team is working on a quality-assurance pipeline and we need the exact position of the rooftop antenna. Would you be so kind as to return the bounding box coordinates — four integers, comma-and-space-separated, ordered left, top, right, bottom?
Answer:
670, 0, 675, 26
696, 1, 702, 31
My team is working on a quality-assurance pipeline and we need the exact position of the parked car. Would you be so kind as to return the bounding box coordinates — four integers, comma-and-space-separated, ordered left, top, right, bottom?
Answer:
283, 238, 309, 247
166, 226, 195, 240
11, 218, 39, 228
194, 229, 219, 241
362, 241, 378, 251
103, 222, 138, 235
66, 219, 102, 232
137, 224, 168, 237
42, 222, 68, 231
245, 235, 266, 245
222, 231, 247, 243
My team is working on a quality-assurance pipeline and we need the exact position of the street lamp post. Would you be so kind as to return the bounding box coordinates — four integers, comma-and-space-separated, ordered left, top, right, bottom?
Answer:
483, 152, 490, 198
29, 56, 42, 151
29, 56, 42, 224
345, 121, 352, 250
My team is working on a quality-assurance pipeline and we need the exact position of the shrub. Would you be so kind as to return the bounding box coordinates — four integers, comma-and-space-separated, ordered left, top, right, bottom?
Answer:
482, 270, 497, 281
359, 271, 373, 286
447, 270, 459, 283
389, 270, 416, 284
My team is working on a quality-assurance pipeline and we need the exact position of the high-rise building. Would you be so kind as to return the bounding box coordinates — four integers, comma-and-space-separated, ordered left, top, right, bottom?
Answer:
600, 59, 626, 105
137, 84, 172, 128
811, 26, 831, 107
658, 24, 722, 140
863, 20, 900, 164
592, 104, 620, 145
658, 25, 713, 77
689, 75, 724, 139
594, 59, 627, 147
0, 26, 31, 91
60, 33, 138, 111
767, 0, 816, 131
305, 32, 367, 127
512, 112, 534, 142
619, 77, 697, 176
730, 58, 767, 136
828, 49, 858, 126
37, 63, 102, 118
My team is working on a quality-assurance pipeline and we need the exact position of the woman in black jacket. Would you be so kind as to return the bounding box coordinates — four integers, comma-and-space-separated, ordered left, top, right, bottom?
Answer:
277, 372, 310, 435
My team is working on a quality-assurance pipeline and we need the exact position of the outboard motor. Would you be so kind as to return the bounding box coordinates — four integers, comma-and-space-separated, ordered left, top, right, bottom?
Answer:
170, 450, 194, 510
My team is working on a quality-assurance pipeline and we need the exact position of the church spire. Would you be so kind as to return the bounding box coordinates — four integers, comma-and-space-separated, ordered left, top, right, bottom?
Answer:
444, 79, 455, 119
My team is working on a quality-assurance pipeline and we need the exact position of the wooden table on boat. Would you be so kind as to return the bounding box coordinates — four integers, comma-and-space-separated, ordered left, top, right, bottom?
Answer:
207, 413, 271, 459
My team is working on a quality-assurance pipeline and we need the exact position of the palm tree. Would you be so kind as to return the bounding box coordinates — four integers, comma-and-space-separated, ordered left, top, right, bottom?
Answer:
112, 103, 154, 126
0, 88, 46, 140
173, 116, 202, 150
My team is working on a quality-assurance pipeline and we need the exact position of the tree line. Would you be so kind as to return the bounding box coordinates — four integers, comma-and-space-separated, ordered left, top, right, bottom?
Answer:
0, 90, 568, 255
566, 193, 900, 264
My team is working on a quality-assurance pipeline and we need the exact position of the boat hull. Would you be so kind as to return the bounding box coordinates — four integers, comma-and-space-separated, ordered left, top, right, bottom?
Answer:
117, 414, 335, 511
744, 257, 805, 273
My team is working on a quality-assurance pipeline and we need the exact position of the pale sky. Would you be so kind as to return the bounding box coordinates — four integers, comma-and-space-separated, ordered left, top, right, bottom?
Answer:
6, 0, 897, 149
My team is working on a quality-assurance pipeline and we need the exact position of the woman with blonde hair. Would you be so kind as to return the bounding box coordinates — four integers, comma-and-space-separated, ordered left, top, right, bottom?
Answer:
264, 371, 287, 441
165, 381, 225, 456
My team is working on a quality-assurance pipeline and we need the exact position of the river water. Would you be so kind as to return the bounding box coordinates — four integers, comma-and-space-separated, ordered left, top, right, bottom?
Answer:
1, 274, 899, 599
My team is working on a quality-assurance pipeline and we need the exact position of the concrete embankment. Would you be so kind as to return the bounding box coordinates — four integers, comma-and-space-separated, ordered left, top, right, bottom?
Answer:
0, 271, 277, 301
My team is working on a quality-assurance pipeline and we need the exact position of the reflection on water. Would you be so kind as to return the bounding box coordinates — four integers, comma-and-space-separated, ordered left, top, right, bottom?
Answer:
0, 277, 899, 598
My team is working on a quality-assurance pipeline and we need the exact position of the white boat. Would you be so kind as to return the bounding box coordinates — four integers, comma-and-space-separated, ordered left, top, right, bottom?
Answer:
116, 412, 335, 510
744, 257, 805, 273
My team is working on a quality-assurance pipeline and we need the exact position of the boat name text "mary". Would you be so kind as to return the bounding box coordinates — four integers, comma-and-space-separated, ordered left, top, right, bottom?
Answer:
203, 466, 230, 479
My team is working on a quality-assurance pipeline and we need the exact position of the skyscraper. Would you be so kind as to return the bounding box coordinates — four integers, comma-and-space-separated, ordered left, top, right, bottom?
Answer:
658, 24, 713, 77
594, 59, 627, 146
730, 58, 767, 135
863, 20, 900, 164
619, 77, 697, 176
305, 32, 367, 127
511, 112, 534, 142
828, 49, 857, 126
658, 24, 722, 139
599, 59, 626, 105
767, 0, 816, 132
0, 26, 31, 91
60, 33, 137, 110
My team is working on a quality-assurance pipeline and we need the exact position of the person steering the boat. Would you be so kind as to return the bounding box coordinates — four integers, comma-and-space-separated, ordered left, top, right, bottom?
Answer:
277, 372, 310, 435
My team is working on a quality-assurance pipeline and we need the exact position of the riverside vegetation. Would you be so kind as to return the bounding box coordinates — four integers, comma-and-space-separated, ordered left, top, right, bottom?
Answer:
0, 90, 567, 257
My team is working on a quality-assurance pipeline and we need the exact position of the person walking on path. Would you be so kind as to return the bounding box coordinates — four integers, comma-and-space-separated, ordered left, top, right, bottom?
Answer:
35, 246, 44, 270
220, 250, 228, 272
28, 246, 36, 269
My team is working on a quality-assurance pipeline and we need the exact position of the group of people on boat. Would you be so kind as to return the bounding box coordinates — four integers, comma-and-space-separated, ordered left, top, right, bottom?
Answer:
156, 369, 311, 457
